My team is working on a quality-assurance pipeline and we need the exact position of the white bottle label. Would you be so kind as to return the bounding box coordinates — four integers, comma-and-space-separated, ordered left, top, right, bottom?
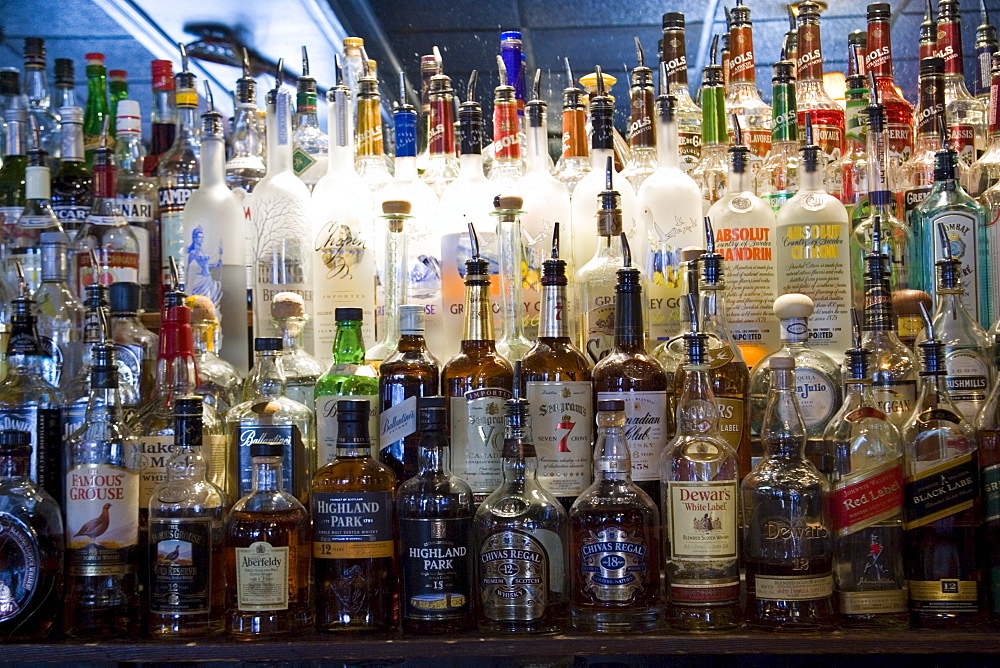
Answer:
597, 390, 669, 482
118, 196, 154, 285
315, 393, 378, 465
933, 212, 982, 322
235, 541, 289, 611
792, 368, 839, 430
527, 381, 593, 497
65, 464, 140, 553
449, 388, 512, 494
379, 395, 418, 446
944, 347, 992, 420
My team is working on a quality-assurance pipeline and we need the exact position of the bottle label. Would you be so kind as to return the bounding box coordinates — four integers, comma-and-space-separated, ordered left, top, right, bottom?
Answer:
235, 423, 302, 499
158, 186, 194, 282
679, 131, 702, 164
34, 335, 64, 388
0, 406, 61, 497
666, 480, 738, 559
902, 185, 932, 225
149, 517, 214, 614
379, 395, 418, 447
670, 578, 741, 606
399, 517, 473, 621
312, 491, 394, 559
949, 124, 977, 166
903, 453, 978, 530
494, 102, 521, 160
754, 573, 834, 601
450, 388, 512, 494
65, 464, 139, 575
982, 461, 1000, 523
579, 526, 651, 602
839, 587, 908, 615
76, 249, 140, 292
886, 123, 913, 166
117, 196, 153, 284
830, 459, 904, 536
561, 109, 587, 158
113, 343, 144, 406
597, 391, 668, 481
315, 394, 379, 466
944, 348, 991, 419
933, 212, 983, 322
234, 541, 289, 611
0, 513, 41, 622
139, 434, 179, 508
62, 401, 87, 439
907, 579, 979, 612
581, 301, 615, 364
526, 381, 593, 497
52, 205, 91, 227
712, 223, 778, 357
715, 396, 746, 455
791, 368, 839, 429
479, 530, 550, 622
870, 381, 917, 426
291, 147, 318, 177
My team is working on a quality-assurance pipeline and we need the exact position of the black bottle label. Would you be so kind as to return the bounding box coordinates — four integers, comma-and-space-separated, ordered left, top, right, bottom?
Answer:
114, 343, 145, 403
904, 453, 978, 530
313, 491, 394, 559
236, 424, 300, 498
148, 518, 213, 614
0, 513, 41, 622
399, 517, 473, 621
0, 406, 62, 500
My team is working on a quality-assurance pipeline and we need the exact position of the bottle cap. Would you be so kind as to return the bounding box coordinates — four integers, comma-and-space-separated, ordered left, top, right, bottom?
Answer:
86, 53, 106, 65
0, 69, 20, 96
271, 292, 306, 319
174, 396, 203, 417
597, 399, 625, 412
109, 282, 141, 315
335, 307, 364, 322
769, 356, 795, 370
662, 12, 684, 29
892, 289, 933, 316
109, 69, 127, 79
773, 293, 814, 319
920, 57, 945, 76
418, 396, 447, 428
344, 37, 364, 52
494, 195, 523, 211
0, 430, 32, 458
55, 58, 75, 85
249, 437, 284, 459
152, 59, 175, 91
382, 200, 412, 216
59, 106, 84, 124
255, 337, 283, 351
115, 99, 142, 135
867, 2, 891, 20
23, 38, 45, 68
337, 398, 371, 422
400, 305, 425, 335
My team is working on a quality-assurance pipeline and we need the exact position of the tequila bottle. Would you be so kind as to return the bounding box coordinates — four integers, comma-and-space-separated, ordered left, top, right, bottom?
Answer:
660, 13, 702, 175
291, 47, 328, 191
270, 292, 325, 412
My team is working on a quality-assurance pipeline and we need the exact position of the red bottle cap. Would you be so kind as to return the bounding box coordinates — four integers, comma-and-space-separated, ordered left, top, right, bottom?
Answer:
151, 59, 175, 91
109, 69, 127, 79
85, 52, 105, 64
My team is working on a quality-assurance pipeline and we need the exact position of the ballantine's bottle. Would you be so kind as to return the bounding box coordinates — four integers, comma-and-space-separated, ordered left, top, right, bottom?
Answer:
660, 13, 702, 175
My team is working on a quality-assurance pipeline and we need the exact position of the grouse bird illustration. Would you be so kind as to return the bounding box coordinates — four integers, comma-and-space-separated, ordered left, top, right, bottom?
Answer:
163, 544, 181, 562
74, 503, 112, 543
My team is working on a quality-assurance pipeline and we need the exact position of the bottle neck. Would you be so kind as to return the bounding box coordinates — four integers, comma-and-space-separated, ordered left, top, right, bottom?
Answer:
416, 424, 450, 476
276, 316, 306, 352
676, 365, 722, 438
938, 17, 965, 77
114, 131, 145, 174
155, 303, 199, 399
867, 18, 898, 82
594, 415, 631, 482
538, 279, 570, 340
729, 23, 757, 84
613, 276, 645, 353
863, 260, 896, 332
525, 121, 549, 172
229, 105, 265, 162
761, 368, 807, 460
463, 280, 495, 343
376, 222, 406, 350
796, 20, 826, 81
662, 28, 690, 88
327, 90, 355, 172
266, 91, 294, 173
771, 81, 798, 144
173, 103, 201, 151
428, 96, 455, 158
356, 97, 384, 157
251, 456, 284, 493
655, 115, 680, 169
24, 67, 50, 109
561, 106, 588, 159
191, 321, 216, 354
246, 351, 286, 400
701, 85, 727, 145
60, 119, 84, 162
333, 322, 366, 364
199, 135, 226, 186
25, 164, 51, 200
0, 455, 31, 481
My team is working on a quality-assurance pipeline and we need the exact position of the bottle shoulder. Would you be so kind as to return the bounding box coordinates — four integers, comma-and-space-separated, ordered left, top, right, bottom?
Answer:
593, 351, 668, 388
521, 341, 593, 378
312, 456, 397, 492
230, 489, 308, 516
397, 472, 475, 515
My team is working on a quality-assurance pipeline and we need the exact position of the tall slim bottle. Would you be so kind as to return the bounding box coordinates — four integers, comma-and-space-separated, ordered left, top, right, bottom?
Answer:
690, 44, 729, 210
146, 60, 176, 178
225, 59, 266, 221
82, 53, 110, 164
355, 67, 393, 194
292, 47, 328, 191
50, 107, 92, 236
866, 2, 914, 176
367, 201, 409, 369
726, 2, 771, 163
0, 79, 28, 286
115, 100, 158, 310
107, 70, 128, 139
493, 196, 533, 363
420, 71, 459, 198
553, 63, 590, 195
660, 13, 702, 175
831, 35, 870, 215
757, 59, 801, 213
795, 1, 844, 167
937, 0, 988, 168
623, 40, 657, 191
22, 38, 59, 163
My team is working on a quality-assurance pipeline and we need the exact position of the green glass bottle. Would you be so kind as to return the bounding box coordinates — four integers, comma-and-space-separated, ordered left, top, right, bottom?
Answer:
108, 69, 128, 139
83, 52, 111, 165
757, 59, 800, 212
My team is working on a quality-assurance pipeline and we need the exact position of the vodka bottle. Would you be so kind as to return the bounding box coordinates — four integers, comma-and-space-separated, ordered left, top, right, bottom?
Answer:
291, 47, 328, 192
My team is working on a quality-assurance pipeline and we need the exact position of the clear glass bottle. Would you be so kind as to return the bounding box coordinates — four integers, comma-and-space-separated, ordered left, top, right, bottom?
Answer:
0, 79, 28, 289
33, 232, 83, 389
828, 37, 870, 218
725, 2, 771, 165
742, 356, 835, 631
420, 72, 459, 197
900, 57, 951, 228
866, 3, 915, 175
937, 0, 988, 170
623, 43, 657, 191
21, 38, 60, 164
690, 49, 729, 210
108, 281, 157, 413
366, 202, 408, 369
973, 9, 998, 107
660, 13, 702, 175
225, 60, 266, 218
757, 60, 801, 212
893, 289, 934, 352
794, 1, 845, 168
148, 396, 226, 638
969, 53, 1000, 197
354, 68, 393, 194
50, 106, 92, 237
493, 196, 533, 362
270, 292, 325, 412
52, 58, 77, 115
13, 143, 68, 295
292, 47, 328, 191
553, 64, 590, 195
60, 284, 110, 438
188, 295, 242, 414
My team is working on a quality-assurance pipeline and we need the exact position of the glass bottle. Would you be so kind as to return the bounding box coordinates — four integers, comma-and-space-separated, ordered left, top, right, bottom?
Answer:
726, 2, 772, 164
660, 13, 702, 175
0, 77, 28, 289
866, 2, 914, 174
224, 435, 313, 638
378, 305, 440, 483
569, 399, 661, 632
107, 70, 127, 139
973, 7, 998, 107
742, 356, 835, 631
270, 292, 325, 412
475, 381, 569, 633
227, 338, 315, 503
900, 57, 950, 227
108, 281, 157, 413
315, 309, 379, 468
34, 232, 83, 389
82, 53, 110, 164
830, 34, 870, 214
937, 0, 988, 170
975, 349, 1000, 623
794, 1, 844, 167
623, 41, 657, 191
552, 63, 590, 195
11, 143, 67, 294
825, 339, 908, 628
488, 57, 524, 189
366, 201, 408, 369
312, 398, 397, 632
148, 396, 226, 638
660, 309, 740, 632
226, 60, 266, 219
443, 235, 513, 503
902, 315, 983, 629
893, 289, 934, 352
292, 47, 328, 191
0, 429, 63, 640
397, 396, 475, 633
50, 106, 92, 236
757, 59, 801, 212
60, 284, 109, 438
493, 196, 533, 363
420, 72, 459, 198
188, 295, 242, 413
691, 47, 729, 210
52, 58, 77, 114
22, 38, 59, 164
355, 68, 393, 194
63, 341, 140, 639
969, 53, 1000, 197
146, 60, 176, 177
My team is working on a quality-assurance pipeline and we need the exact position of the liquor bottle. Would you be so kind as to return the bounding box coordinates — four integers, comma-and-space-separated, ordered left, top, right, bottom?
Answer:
742, 356, 835, 631
249, 70, 315, 349
10, 142, 67, 294
108, 281, 157, 412
188, 295, 242, 414
823, 336, 908, 628
775, 119, 853, 363
226, 55, 266, 217
421, 69, 459, 198
312, 398, 397, 631
493, 196, 533, 363
148, 396, 226, 638
594, 235, 668, 503
34, 232, 83, 388
227, 338, 316, 502
902, 308, 983, 628
397, 396, 475, 633
312, 61, 376, 362
894, 289, 934, 352
488, 55, 525, 188
225, 427, 313, 638
378, 305, 440, 482
660, 13, 702, 175
691, 39, 729, 210
918, 229, 993, 421
0, 429, 63, 640
726, 1, 772, 163
60, 284, 110, 438
706, 118, 778, 367
569, 399, 661, 632
343, 37, 366, 118
367, 201, 408, 368
146, 60, 176, 178
757, 58, 801, 213
553, 60, 590, 195
53, 58, 77, 113
660, 297, 740, 632
114, 100, 159, 310
82, 52, 110, 163
653, 247, 702, 432
749, 295, 843, 473
0, 271, 62, 504
157, 50, 201, 294
920, 0, 939, 61
829, 37, 870, 216
937, 0, 988, 168
355, 63, 393, 194
860, 217, 919, 429
866, 2, 914, 173
638, 87, 702, 345
443, 229, 513, 503
623, 39, 657, 191
291, 47, 328, 191
270, 292, 325, 412
795, 1, 844, 166
901, 58, 952, 227
63, 341, 140, 638
969, 53, 1000, 197
476, 372, 569, 633
50, 106, 92, 237
0, 75, 28, 280
974, 3, 998, 107
22, 38, 59, 164
107, 70, 127, 139
416, 52, 440, 175
912, 142, 988, 326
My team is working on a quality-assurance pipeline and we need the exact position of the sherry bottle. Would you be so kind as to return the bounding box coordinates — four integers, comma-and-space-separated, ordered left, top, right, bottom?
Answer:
866, 2, 915, 175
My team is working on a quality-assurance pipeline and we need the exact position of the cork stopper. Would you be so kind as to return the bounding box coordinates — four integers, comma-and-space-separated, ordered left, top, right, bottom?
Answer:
382, 200, 411, 215
770, 356, 795, 370
892, 289, 932, 317
680, 247, 704, 263
494, 195, 524, 211
271, 292, 306, 319
187, 294, 217, 322
773, 293, 814, 319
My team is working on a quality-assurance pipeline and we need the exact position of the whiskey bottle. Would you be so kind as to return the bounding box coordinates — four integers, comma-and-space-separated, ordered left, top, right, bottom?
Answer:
742, 356, 835, 631
227, 338, 316, 503
937, 0, 988, 169
148, 396, 226, 638
660, 300, 740, 632
443, 228, 513, 503
378, 305, 440, 482
726, 1, 771, 163
367, 201, 409, 368
570, 399, 661, 632
893, 289, 934, 352
824, 336, 908, 628
902, 309, 983, 628
312, 398, 397, 632
0, 429, 63, 640
690, 39, 729, 209
315, 309, 380, 467
225, 431, 313, 638
552, 60, 590, 195
659, 13, 702, 175
292, 47, 328, 191
521, 225, 594, 511
794, 1, 845, 167
594, 235, 668, 504
866, 2, 915, 174
270, 292, 325, 413
64, 341, 140, 638
476, 372, 569, 633
493, 196, 533, 362
34, 233, 84, 389
623, 39, 657, 191
757, 59, 800, 213
397, 396, 475, 633
108, 282, 157, 412
975, 349, 1000, 623
188, 295, 243, 413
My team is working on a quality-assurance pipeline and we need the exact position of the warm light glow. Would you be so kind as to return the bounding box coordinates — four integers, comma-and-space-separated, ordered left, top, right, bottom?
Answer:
824, 71, 847, 110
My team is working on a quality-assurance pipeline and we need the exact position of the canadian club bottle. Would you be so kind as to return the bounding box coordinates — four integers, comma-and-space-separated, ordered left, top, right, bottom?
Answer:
522, 225, 593, 511
902, 313, 983, 628
795, 1, 845, 166
443, 228, 513, 503
866, 2, 915, 175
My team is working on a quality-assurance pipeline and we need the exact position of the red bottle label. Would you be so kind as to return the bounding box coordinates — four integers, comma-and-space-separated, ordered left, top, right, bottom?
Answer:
866, 21, 893, 77
561, 109, 587, 159
429, 98, 455, 156
936, 22, 963, 75
796, 25, 824, 81
830, 460, 904, 537
670, 579, 740, 605
729, 26, 755, 83
494, 101, 520, 160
